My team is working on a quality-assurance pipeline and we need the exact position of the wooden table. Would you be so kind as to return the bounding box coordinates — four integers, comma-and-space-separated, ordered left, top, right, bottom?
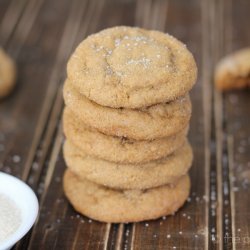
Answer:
0, 0, 249, 249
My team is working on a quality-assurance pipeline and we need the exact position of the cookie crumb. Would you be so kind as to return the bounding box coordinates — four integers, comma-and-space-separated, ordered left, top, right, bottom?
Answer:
13, 155, 21, 163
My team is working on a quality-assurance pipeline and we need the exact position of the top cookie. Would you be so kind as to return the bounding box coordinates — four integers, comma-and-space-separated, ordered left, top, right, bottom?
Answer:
67, 26, 197, 108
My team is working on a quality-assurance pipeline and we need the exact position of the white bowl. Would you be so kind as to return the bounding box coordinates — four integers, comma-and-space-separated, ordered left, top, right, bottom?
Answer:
0, 172, 39, 250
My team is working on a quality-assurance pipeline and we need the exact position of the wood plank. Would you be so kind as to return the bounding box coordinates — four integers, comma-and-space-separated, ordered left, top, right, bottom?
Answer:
224, 0, 250, 249
212, 0, 224, 248
208, 0, 250, 249
200, 1, 237, 249
201, 0, 214, 248
212, 1, 235, 249
0, 0, 28, 46
0, 0, 12, 28
135, 0, 168, 30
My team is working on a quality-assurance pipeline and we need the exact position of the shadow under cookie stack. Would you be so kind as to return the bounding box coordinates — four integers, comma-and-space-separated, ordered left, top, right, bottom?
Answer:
62, 26, 197, 223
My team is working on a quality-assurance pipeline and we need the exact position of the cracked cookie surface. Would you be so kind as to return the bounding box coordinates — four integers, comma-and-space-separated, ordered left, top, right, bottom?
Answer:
67, 26, 197, 108
63, 107, 188, 164
63, 169, 190, 223
63, 140, 193, 190
63, 79, 192, 140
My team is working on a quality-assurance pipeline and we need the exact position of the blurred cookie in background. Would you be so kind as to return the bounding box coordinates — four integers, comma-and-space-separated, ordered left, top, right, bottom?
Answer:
0, 48, 16, 99
215, 48, 250, 91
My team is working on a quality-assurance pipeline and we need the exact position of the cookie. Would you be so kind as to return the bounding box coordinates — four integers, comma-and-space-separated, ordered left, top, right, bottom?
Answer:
63, 108, 188, 164
67, 26, 197, 108
63, 170, 190, 223
215, 48, 250, 91
63, 80, 192, 140
63, 140, 193, 189
0, 48, 16, 98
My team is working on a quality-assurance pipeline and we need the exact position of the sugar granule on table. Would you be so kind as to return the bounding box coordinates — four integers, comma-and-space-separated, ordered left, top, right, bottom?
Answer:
0, 194, 21, 243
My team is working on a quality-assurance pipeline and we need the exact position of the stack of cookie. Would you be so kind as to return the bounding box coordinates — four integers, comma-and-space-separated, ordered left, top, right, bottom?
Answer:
62, 26, 197, 223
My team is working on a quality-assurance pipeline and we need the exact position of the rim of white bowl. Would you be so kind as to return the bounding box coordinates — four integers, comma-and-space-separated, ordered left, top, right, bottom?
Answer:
0, 172, 39, 250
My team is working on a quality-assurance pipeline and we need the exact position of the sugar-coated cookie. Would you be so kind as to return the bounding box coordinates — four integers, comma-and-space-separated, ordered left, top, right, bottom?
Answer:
63, 80, 192, 140
63, 140, 193, 189
67, 26, 197, 108
63, 108, 188, 164
215, 48, 250, 91
63, 170, 190, 223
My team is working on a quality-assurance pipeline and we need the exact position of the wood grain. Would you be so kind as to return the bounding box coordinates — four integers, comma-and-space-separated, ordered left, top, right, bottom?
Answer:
0, 0, 249, 249
0, 0, 28, 46
224, 1, 250, 250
